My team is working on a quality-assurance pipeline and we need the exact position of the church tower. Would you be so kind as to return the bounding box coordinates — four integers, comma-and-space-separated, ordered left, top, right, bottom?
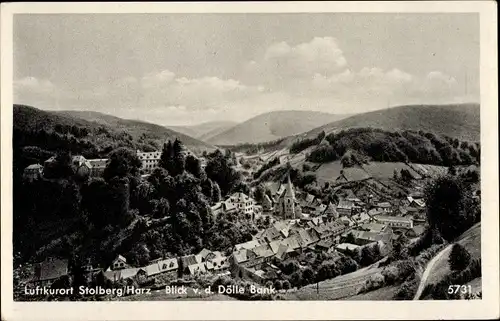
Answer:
282, 173, 296, 219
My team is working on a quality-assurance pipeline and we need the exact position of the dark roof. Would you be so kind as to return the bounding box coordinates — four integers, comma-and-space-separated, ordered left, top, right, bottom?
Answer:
34, 258, 68, 281
180, 255, 198, 267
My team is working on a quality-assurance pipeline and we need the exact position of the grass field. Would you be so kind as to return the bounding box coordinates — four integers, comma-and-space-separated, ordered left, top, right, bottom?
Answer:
285, 260, 385, 300
339, 285, 400, 301
362, 162, 421, 180
422, 223, 481, 287
314, 161, 343, 185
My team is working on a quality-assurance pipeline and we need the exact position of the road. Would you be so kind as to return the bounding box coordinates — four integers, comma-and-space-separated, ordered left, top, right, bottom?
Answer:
413, 243, 453, 300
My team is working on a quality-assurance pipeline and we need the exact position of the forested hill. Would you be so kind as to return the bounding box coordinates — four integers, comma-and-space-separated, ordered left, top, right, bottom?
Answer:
291, 127, 480, 167
13, 105, 214, 171
306, 103, 480, 142
56, 110, 215, 151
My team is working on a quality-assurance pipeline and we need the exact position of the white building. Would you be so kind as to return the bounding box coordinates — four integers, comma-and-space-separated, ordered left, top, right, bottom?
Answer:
374, 215, 413, 229
137, 150, 161, 174
227, 192, 255, 216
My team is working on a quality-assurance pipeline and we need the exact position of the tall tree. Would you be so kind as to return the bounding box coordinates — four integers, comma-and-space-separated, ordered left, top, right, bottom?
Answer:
424, 175, 474, 241
172, 139, 186, 176
103, 147, 141, 181
185, 155, 202, 178
159, 141, 174, 173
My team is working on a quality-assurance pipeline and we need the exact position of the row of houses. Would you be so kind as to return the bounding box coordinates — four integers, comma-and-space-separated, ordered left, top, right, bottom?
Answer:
30, 248, 230, 290
23, 155, 109, 181
23, 146, 206, 181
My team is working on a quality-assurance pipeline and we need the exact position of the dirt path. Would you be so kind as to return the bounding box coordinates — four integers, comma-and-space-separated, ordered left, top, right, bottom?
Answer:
413, 243, 453, 300
413, 222, 481, 300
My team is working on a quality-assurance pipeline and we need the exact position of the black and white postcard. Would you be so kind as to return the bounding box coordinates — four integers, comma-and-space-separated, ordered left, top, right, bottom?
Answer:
1, 2, 498, 320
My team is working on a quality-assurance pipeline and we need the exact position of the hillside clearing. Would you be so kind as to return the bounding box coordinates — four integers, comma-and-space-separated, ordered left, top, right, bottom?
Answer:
285, 260, 385, 300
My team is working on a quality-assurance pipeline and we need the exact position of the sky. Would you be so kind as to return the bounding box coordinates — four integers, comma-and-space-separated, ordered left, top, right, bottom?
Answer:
14, 13, 479, 126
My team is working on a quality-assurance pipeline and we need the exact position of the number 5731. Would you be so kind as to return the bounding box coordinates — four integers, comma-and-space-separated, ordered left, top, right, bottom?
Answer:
448, 285, 472, 294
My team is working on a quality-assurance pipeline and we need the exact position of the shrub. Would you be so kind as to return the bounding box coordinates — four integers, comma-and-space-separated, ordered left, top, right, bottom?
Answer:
448, 244, 472, 271
394, 276, 419, 300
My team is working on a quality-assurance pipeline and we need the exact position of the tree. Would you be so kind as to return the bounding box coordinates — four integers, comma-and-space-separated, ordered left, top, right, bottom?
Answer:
212, 182, 222, 203
282, 280, 291, 292
103, 147, 141, 181
185, 155, 203, 179
424, 175, 474, 241
159, 141, 174, 173
152, 198, 170, 218
172, 139, 186, 175
344, 232, 356, 244
448, 243, 471, 271
273, 280, 283, 291
391, 233, 409, 260
360, 246, 376, 266
205, 149, 241, 196
253, 184, 266, 203
301, 268, 315, 286
290, 271, 302, 287
45, 152, 74, 179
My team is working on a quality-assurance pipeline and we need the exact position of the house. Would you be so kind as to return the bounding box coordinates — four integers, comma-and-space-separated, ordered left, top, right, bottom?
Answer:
249, 244, 275, 267
359, 222, 389, 234
335, 243, 360, 254
337, 199, 355, 216
234, 239, 266, 252
351, 212, 371, 226
227, 192, 255, 216
405, 225, 426, 238
240, 266, 278, 285
88, 158, 109, 177
314, 204, 327, 216
143, 258, 179, 279
31, 258, 69, 287
315, 239, 336, 253
375, 202, 393, 213
43, 156, 57, 173
205, 256, 230, 274
210, 202, 225, 218
179, 254, 201, 274
344, 189, 362, 203
137, 150, 161, 174
187, 262, 207, 275
291, 228, 320, 248
374, 215, 413, 229
72, 155, 92, 177
323, 203, 339, 219
407, 196, 426, 208
276, 174, 301, 219
111, 255, 129, 270
339, 216, 355, 227
342, 229, 388, 246
23, 164, 43, 181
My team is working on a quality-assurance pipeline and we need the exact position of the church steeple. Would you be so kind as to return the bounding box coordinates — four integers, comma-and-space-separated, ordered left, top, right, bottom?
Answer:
284, 172, 295, 199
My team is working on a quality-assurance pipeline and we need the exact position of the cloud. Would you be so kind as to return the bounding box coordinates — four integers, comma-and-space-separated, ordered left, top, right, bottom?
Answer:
14, 37, 475, 125
14, 77, 57, 96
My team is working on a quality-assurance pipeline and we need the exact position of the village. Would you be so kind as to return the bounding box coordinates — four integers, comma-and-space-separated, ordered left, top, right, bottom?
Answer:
20, 145, 432, 301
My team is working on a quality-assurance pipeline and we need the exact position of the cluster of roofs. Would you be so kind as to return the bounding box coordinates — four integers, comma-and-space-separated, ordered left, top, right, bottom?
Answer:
23, 147, 207, 181
23, 155, 110, 181
30, 248, 231, 288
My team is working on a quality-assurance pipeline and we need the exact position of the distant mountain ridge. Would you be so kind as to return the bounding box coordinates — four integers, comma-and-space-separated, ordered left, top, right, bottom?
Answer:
207, 110, 351, 145
306, 103, 480, 142
168, 121, 238, 141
